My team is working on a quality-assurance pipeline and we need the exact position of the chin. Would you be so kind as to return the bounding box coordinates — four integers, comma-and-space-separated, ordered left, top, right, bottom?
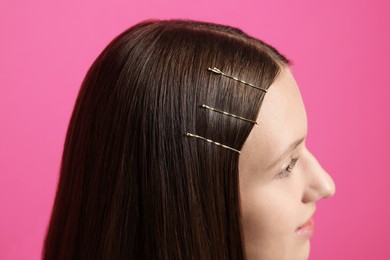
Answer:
245, 241, 311, 260
286, 240, 312, 260
297, 240, 311, 260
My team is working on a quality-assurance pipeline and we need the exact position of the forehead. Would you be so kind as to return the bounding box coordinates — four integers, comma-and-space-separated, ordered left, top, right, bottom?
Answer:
240, 68, 307, 169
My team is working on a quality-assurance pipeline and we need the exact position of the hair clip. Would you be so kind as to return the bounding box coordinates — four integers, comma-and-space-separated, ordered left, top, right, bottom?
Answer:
200, 104, 257, 124
208, 67, 268, 93
185, 132, 241, 153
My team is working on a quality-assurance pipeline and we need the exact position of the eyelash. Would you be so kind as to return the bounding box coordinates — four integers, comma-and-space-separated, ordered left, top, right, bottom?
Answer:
277, 157, 299, 179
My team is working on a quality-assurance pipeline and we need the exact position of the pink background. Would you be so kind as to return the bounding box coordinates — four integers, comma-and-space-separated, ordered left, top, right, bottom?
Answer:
1, 0, 389, 259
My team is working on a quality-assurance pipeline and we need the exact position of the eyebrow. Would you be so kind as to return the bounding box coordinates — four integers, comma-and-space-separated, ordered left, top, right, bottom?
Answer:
266, 136, 306, 171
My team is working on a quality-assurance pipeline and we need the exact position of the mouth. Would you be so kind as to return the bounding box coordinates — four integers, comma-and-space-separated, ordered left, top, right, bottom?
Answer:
295, 216, 315, 239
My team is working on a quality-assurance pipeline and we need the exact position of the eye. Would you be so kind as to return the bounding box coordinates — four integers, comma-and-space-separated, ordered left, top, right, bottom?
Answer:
277, 157, 299, 179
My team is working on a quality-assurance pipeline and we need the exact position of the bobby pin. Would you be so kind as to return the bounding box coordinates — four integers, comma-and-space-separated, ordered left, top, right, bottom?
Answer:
185, 132, 241, 153
200, 104, 258, 124
208, 67, 268, 93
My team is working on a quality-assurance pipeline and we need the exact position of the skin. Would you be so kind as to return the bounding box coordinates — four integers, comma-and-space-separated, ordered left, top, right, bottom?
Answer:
239, 67, 336, 260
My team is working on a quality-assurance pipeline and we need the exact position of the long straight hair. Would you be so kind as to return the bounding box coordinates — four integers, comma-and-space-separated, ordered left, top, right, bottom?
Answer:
43, 19, 290, 260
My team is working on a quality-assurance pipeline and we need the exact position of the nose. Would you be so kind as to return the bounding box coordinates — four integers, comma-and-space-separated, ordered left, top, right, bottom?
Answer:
301, 149, 336, 203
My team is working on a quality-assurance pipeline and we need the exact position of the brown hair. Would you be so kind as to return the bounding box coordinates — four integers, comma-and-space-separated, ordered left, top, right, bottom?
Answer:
43, 19, 290, 260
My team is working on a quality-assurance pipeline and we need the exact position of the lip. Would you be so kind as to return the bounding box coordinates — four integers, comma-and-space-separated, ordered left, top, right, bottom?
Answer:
295, 217, 315, 239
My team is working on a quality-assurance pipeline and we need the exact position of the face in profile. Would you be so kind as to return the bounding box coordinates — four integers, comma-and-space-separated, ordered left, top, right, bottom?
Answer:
239, 68, 336, 260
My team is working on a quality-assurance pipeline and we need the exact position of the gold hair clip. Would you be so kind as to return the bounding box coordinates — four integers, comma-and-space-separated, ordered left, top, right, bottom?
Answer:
200, 104, 257, 124
208, 67, 268, 93
185, 132, 241, 153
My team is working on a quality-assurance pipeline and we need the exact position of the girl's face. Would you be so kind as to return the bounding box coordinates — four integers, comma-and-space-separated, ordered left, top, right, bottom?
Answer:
239, 68, 336, 260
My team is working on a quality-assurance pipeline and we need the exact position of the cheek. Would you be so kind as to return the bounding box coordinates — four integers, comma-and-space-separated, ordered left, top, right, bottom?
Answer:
240, 185, 305, 259
240, 185, 298, 243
